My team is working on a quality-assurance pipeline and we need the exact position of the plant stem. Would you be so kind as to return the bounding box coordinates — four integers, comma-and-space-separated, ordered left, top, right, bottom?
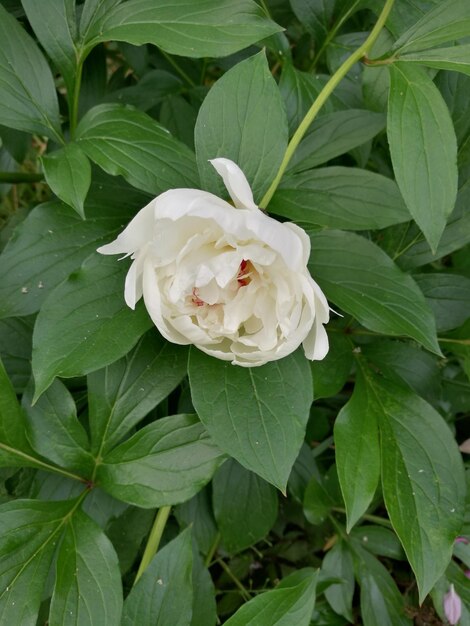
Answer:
160, 50, 196, 87
260, 0, 395, 208
69, 56, 85, 140
0, 172, 44, 183
332, 506, 393, 529
205, 531, 221, 567
134, 505, 172, 586
438, 337, 470, 346
216, 557, 251, 601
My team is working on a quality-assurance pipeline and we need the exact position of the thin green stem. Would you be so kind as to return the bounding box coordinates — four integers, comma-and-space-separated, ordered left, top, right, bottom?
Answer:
438, 337, 470, 346
332, 507, 393, 529
69, 55, 85, 140
216, 558, 251, 601
160, 50, 196, 87
134, 506, 172, 586
328, 513, 348, 540
204, 531, 221, 568
0, 172, 44, 183
0, 442, 87, 483
260, 0, 395, 208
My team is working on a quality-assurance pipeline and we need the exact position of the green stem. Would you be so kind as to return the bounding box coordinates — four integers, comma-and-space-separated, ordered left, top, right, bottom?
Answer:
69, 54, 86, 140
0, 172, 44, 183
332, 507, 393, 529
160, 50, 196, 87
204, 531, 221, 568
260, 0, 395, 208
216, 557, 251, 601
438, 337, 470, 346
134, 505, 172, 586
0, 442, 87, 483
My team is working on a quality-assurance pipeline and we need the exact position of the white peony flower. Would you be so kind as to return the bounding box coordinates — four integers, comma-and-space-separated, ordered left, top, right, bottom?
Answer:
97, 158, 329, 367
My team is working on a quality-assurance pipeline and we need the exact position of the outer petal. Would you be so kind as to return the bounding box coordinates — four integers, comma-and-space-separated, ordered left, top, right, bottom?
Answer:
97, 199, 156, 256
210, 158, 258, 211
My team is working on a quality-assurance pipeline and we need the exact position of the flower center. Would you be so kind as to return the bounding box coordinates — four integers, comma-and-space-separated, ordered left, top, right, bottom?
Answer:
189, 259, 253, 308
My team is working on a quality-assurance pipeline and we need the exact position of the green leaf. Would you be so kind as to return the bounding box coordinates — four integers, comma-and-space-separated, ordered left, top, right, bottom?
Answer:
334, 372, 380, 531
362, 369, 466, 601
279, 64, 329, 136
188, 348, 313, 491
303, 474, 335, 526
122, 528, 193, 626
349, 526, 405, 560
399, 44, 470, 77
21, 0, 78, 99
398, 180, 470, 269
387, 63, 458, 251
224, 569, 318, 626
22, 379, 94, 475
288, 110, 385, 173
322, 541, 355, 622
97, 414, 224, 508
103, 69, 183, 111
49, 510, 123, 626
437, 70, 470, 143
413, 272, 470, 332
106, 507, 155, 575
82, 0, 282, 58
0, 4, 62, 140
0, 198, 138, 319
32, 254, 152, 399
393, 0, 470, 55
363, 340, 441, 405
289, 0, 335, 48
352, 542, 411, 626
41, 144, 91, 219
88, 330, 188, 456
269, 167, 410, 230
0, 499, 77, 626
212, 459, 278, 553
76, 104, 199, 195
175, 488, 218, 556
0, 316, 33, 393
195, 51, 287, 203
308, 230, 440, 354
0, 358, 47, 469
191, 548, 217, 626
311, 332, 353, 399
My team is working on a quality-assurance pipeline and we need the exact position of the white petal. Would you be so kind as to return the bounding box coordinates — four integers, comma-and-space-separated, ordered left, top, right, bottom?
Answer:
124, 253, 145, 309
210, 158, 258, 211
97, 199, 156, 256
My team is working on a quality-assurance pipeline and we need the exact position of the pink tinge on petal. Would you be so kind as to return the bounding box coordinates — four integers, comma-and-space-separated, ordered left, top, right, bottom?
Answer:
459, 438, 470, 454
465, 570, 470, 580
455, 536, 469, 544
443, 584, 462, 625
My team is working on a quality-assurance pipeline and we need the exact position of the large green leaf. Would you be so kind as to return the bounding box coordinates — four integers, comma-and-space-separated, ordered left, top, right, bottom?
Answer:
0, 358, 50, 469
88, 330, 188, 456
224, 569, 318, 626
0, 197, 139, 319
269, 167, 410, 230
194, 51, 287, 203
22, 379, 94, 475
278, 64, 328, 136
288, 110, 385, 173
387, 63, 458, 251
21, 0, 78, 99
49, 510, 123, 626
352, 542, 411, 626
322, 541, 355, 622
399, 44, 470, 77
413, 272, 470, 332
0, 316, 33, 393
76, 104, 199, 195
82, 0, 282, 58
122, 528, 193, 626
0, 499, 77, 626
310, 331, 353, 399
392, 0, 470, 54
97, 414, 224, 507
188, 348, 313, 491
175, 488, 218, 556
0, 4, 62, 140
41, 144, 91, 219
212, 459, 278, 553
363, 369, 466, 601
32, 254, 153, 399
308, 230, 440, 354
334, 371, 380, 531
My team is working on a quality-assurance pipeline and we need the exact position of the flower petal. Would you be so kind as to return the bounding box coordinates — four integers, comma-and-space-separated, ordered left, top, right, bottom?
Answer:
97, 200, 156, 256
210, 158, 258, 211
